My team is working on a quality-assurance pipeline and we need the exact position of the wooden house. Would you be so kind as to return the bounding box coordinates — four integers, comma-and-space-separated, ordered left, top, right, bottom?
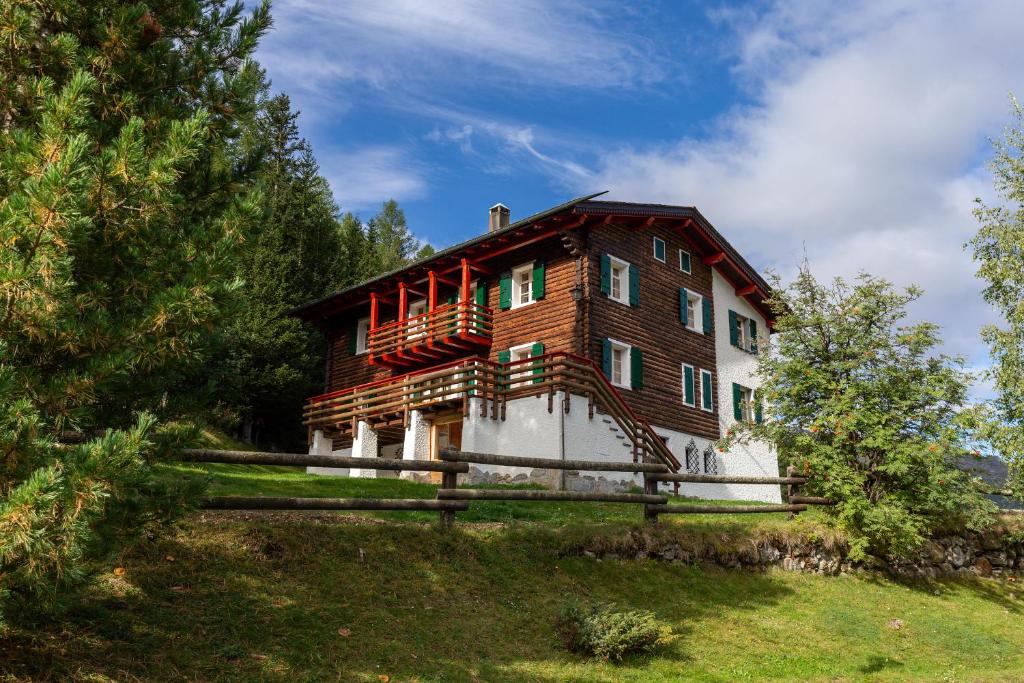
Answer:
291, 193, 780, 501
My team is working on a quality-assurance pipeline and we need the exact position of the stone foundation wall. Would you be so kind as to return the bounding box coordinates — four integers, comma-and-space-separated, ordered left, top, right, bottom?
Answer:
574, 527, 1024, 579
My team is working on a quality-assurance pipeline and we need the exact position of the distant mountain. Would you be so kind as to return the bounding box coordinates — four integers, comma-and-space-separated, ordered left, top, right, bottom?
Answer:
959, 454, 1021, 510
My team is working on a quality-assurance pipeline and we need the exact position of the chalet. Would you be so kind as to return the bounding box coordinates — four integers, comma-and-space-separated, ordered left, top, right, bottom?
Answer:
291, 192, 780, 502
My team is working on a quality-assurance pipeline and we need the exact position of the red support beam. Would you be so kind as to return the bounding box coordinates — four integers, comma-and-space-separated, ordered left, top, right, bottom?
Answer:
460, 259, 471, 302
736, 284, 757, 297
398, 283, 408, 321
428, 272, 438, 311
703, 252, 726, 265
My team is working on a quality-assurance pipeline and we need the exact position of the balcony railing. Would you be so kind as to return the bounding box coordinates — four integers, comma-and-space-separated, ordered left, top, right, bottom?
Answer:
368, 301, 492, 366
303, 352, 681, 470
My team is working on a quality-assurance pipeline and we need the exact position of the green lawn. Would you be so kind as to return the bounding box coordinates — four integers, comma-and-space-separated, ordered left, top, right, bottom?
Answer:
4, 463, 1023, 682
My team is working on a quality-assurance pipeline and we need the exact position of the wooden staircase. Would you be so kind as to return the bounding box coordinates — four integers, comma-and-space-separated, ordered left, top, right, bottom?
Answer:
303, 352, 681, 470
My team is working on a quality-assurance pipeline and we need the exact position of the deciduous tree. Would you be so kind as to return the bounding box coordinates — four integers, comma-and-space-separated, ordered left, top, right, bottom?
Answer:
722, 266, 993, 560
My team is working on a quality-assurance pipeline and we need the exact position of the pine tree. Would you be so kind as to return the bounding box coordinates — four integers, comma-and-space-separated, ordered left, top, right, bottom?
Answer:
0, 0, 270, 624
215, 93, 347, 448
368, 199, 418, 271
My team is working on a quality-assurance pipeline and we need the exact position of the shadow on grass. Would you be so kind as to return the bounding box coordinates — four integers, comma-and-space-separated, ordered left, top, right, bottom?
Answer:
2, 519, 796, 682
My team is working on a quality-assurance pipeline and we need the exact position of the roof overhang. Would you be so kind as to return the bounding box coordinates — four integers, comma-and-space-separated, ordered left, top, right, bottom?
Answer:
290, 193, 776, 327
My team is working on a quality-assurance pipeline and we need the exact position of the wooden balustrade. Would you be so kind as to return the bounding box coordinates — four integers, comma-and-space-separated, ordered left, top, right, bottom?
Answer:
303, 352, 681, 471
368, 301, 493, 365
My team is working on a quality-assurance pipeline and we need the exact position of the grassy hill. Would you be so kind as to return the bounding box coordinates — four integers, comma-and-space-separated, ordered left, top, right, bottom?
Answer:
3, 464, 1024, 682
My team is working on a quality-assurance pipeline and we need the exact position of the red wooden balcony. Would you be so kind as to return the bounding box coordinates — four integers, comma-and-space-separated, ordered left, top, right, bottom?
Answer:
369, 300, 493, 367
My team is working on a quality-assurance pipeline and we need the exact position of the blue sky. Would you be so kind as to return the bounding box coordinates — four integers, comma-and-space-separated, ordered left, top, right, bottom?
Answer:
255, 0, 1024, 383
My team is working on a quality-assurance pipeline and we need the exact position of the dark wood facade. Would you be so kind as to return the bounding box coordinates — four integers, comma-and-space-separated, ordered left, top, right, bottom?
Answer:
298, 197, 774, 444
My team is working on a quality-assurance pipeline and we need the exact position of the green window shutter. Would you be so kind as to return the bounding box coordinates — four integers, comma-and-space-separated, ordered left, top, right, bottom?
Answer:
531, 341, 545, 384
728, 310, 739, 347
754, 390, 763, 423
599, 253, 611, 295
683, 365, 694, 405
732, 383, 743, 422
749, 319, 758, 353
679, 250, 691, 273
701, 371, 713, 411
630, 347, 644, 390
445, 295, 457, 335
497, 349, 511, 364
348, 320, 360, 354
628, 264, 639, 306
475, 281, 487, 306
679, 288, 688, 326
602, 338, 612, 378
702, 297, 713, 335
499, 272, 512, 310
532, 260, 545, 300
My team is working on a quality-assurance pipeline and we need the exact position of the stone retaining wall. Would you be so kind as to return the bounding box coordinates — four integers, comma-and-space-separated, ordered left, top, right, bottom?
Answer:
575, 527, 1024, 579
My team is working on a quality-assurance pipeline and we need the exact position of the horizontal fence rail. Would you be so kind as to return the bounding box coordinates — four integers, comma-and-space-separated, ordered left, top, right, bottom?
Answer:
648, 473, 809, 485
439, 449, 670, 473
200, 497, 470, 511
179, 449, 469, 473
174, 448, 834, 525
437, 489, 668, 504
647, 504, 809, 515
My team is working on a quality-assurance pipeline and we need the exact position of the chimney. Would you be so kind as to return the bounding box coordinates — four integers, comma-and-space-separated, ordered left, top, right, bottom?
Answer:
489, 203, 510, 232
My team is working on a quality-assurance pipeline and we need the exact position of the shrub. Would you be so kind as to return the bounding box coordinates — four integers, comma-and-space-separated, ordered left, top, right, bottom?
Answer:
554, 600, 674, 661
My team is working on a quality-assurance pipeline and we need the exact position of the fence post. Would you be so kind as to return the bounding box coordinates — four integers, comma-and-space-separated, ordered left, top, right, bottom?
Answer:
643, 472, 659, 523
440, 469, 457, 529
786, 465, 801, 518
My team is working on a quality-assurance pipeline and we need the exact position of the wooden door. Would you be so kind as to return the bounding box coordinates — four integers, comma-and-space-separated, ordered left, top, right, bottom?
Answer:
430, 417, 463, 485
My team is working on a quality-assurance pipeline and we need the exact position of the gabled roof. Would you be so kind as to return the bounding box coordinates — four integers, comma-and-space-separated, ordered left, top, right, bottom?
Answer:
289, 192, 775, 324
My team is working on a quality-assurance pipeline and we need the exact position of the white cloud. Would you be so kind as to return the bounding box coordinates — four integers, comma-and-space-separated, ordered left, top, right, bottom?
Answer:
587, 0, 1024, 366
318, 146, 427, 211
261, 0, 665, 96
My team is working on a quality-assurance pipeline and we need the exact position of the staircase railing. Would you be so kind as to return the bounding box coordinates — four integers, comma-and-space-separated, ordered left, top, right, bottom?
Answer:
303, 352, 681, 470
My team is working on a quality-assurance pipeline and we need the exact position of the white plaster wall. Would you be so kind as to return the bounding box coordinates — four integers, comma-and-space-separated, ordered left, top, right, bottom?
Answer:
461, 391, 780, 500
707, 269, 782, 503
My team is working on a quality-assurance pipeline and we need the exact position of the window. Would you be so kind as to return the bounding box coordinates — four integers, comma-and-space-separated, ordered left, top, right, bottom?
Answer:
512, 263, 534, 308
703, 444, 719, 475
508, 342, 535, 387
680, 288, 707, 334
679, 249, 692, 274
685, 439, 700, 474
682, 364, 695, 407
729, 310, 758, 352
608, 339, 631, 389
408, 299, 428, 339
609, 257, 628, 304
733, 383, 755, 423
653, 236, 666, 262
355, 317, 369, 354
700, 369, 713, 412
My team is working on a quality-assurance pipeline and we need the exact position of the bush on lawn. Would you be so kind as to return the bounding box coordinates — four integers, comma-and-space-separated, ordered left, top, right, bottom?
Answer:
555, 599, 674, 661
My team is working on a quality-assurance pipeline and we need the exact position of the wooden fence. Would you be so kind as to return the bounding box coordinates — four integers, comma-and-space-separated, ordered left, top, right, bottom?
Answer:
179, 449, 834, 525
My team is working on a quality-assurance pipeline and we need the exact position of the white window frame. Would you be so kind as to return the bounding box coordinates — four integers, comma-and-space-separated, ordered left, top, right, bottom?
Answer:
738, 385, 755, 423
407, 298, 428, 339
735, 311, 752, 351
653, 236, 666, 263
679, 248, 692, 274
685, 291, 704, 334
682, 363, 696, 407
608, 338, 632, 390
700, 369, 713, 412
355, 317, 370, 354
608, 255, 630, 306
508, 341, 538, 388
511, 262, 535, 309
